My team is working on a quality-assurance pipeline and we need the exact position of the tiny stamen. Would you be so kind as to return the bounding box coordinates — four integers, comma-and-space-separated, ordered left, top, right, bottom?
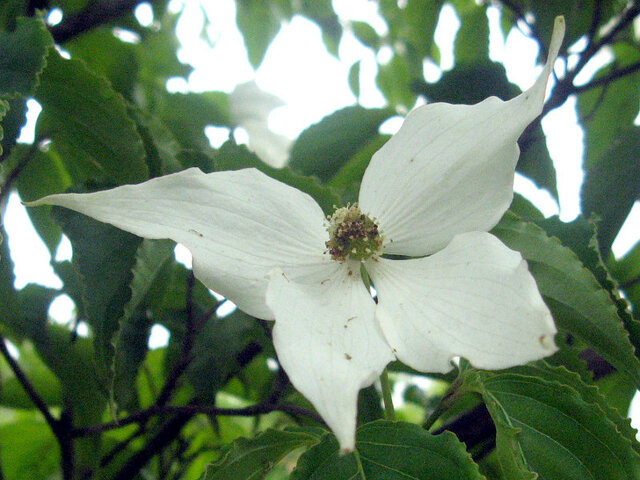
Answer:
325, 204, 384, 262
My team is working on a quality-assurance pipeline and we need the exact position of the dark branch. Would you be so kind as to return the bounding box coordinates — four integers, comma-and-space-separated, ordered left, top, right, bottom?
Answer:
154, 271, 201, 408
570, 2, 640, 81
536, 2, 640, 116
498, 0, 546, 55
583, 0, 604, 56
50, 0, 153, 43
0, 334, 75, 479
621, 275, 640, 290
72, 402, 323, 437
0, 335, 59, 431
111, 412, 193, 480
574, 61, 640, 94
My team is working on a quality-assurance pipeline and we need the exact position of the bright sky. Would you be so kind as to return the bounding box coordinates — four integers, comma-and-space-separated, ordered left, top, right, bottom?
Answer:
3, 0, 640, 414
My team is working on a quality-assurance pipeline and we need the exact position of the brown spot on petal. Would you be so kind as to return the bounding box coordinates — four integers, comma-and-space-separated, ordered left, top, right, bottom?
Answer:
345, 354, 352, 360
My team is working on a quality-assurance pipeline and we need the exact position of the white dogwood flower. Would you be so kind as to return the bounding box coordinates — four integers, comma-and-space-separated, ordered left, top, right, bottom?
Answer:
30, 18, 564, 453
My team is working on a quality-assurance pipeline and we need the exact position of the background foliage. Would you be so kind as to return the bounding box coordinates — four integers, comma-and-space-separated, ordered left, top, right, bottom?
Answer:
0, 0, 639, 479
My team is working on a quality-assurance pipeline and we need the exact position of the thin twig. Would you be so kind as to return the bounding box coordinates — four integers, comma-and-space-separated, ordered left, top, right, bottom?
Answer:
154, 271, 199, 407
583, 0, 604, 56
537, 2, 640, 116
498, 0, 545, 55
570, 2, 640, 82
0, 336, 59, 430
574, 61, 640, 94
111, 412, 193, 480
0, 142, 38, 211
621, 275, 640, 290
0, 335, 76, 479
72, 403, 323, 437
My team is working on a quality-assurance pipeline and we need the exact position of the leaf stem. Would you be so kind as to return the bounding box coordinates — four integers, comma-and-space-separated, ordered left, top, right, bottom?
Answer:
423, 379, 460, 430
379, 369, 395, 421
353, 449, 367, 480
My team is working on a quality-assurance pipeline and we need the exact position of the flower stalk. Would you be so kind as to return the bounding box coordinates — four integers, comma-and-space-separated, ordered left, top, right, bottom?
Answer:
380, 369, 396, 421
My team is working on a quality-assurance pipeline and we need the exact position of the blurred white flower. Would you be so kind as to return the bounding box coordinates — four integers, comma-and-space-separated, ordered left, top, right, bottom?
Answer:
231, 81, 292, 167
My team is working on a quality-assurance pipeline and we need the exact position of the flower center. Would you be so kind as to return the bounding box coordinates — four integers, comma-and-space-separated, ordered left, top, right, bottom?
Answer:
326, 204, 384, 262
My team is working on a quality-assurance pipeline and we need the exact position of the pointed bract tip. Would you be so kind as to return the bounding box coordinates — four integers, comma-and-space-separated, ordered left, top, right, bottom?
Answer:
548, 16, 565, 66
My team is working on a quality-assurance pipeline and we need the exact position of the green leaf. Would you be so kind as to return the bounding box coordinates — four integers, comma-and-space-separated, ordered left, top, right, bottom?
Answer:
376, 55, 415, 108
236, 0, 287, 68
453, 2, 489, 64
506, 362, 640, 455
130, 106, 184, 177
0, 98, 7, 156
112, 239, 176, 410
0, 225, 25, 339
419, 60, 518, 104
596, 370, 639, 419
0, 419, 60, 480
581, 126, 640, 256
52, 207, 142, 376
578, 43, 640, 172
348, 60, 361, 98
137, 12, 191, 84
0, 96, 27, 160
66, 27, 139, 98
463, 368, 640, 480
35, 50, 148, 184
352, 21, 380, 49
539, 215, 640, 357
208, 427, 323, 480
298, 0, 342, 57
288, 106, 394, 182
214, 140, 342, 214
292, 420, 485, 480
357, 385, 384, 426
327, 135, 390, 203
403, 0, 442, 60
0, 341, 62, 409
610, 241, 640, 328
0, 16, 52, 98
158, 91, 230, 150
186, 309, 265, 404
15, 145, 71, 253
508, 194, 545, 221
517, 121, 557, 199
492, 213, 640, 386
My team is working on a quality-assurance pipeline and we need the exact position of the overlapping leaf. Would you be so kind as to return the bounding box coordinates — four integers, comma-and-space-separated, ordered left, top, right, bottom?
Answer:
288, 106, 394, 182
112, 239, 176, 410
0, 16, 52, 98
51, 207, 142, 377
207, 427, 323, 480
292, 421, 485, 480
581, 126, 640, 256
463, 367, 640, 480
539, 215, 640, 358
492, 213, 640, 386
35, 50, 148, 185
15, 146, 71, 253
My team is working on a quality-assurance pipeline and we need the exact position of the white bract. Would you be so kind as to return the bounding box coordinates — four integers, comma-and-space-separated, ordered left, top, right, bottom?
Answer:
30, 18, 564, 452
230, 81, 292, 167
